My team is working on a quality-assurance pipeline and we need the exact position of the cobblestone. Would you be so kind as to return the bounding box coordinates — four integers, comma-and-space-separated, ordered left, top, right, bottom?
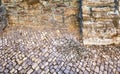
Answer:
95, 66, 99, 73
32, 63, 38, 69
18, 66, 22, 71
0, 26, 120, 74
27, 69, 33, 74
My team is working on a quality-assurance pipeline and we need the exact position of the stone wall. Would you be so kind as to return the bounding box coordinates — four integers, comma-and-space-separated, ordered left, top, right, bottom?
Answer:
0, 5, 7, 32
82, 0, 120, 45
3, 0, 80, 39
2, 0, 120, 45
3, 0, 79, 27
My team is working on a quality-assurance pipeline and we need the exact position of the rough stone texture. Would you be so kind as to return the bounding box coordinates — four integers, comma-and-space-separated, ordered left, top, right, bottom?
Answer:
0, 26, 120, 73
0, 5, 7, 32
2, 0, 120, 45
4, 0, 79, 26
3, 0, 80, 40
83, 0, 120, 45
0, 0, 119, 73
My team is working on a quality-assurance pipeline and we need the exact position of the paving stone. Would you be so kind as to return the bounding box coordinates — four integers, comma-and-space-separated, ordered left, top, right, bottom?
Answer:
44, 52, 49, 57
60, 62, 64, 66
109, 67, 112, 72
64, 69, 70, 74
32, 63, 38, 69
71, 67, 76, 72
84, 70, 89, 74
81, 67, 85, 71
27, 69, 33, 74
41, 64, 45, 69
35, 66, 39, 71
3, 62, 7, 67
86, 67, 90, 72
70, 70, 74, 74
66, 66, 71, 70
31, 71, 37, 74
53, 72, 57, 74
7, 65, 13, 70
18, 66, 22, 71
28, 60, 33, 65
109, 65, 114, 69
20, 68, 26, 73
104, 71, 108, 74
23, 57, 27, 61
100, 65, 104, 71
0, 18, 120, 74
55, 67, 60, 72
50, 69, 55, 73
44, 62, 49, 66
36, 59, 41, 64
54, 65, 58, 69
117, 67, 120, 72
68, 63, 73, 67
61, 66, 65, 71
105, 64, 109, 71
41, 71, 46, 74
15, 65, 20, 70
95, 66, 99, 73
16, 60, 23, 65
36, 69, 41, 74
12, 62, 17, 67
99, 71, 103, 74
4, 69, 9, 73
90, 71, 94, 74
113, 68, 116, 73
23, 64, 28, 69
79, 71, 84, 74
44, 66, 49, 72
57, 70, 63, 74
10, 68, 15, 73
0, 66, 3, 70
14, 69, 18, 73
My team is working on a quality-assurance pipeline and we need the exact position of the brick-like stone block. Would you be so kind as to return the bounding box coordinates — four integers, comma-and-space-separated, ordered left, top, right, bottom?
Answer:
83, 0, 120, 45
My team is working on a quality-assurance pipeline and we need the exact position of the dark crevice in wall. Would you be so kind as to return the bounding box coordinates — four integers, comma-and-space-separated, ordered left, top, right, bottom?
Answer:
114, 0, 119, 12
79, 0, 83, 38
0, 0, 7, 32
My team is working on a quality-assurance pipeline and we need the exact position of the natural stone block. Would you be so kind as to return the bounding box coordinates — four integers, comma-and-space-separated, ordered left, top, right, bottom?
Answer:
92, 7, 115, 12
83, 21, 114, 28
83, 1, 115, 7
83, 14, 91, 21
82, 6, 90, 14
92, 12, 120, 19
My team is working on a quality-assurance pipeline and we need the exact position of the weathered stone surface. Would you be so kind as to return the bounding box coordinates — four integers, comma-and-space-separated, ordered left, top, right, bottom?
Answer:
0, 0, 119, 74
0, 26, 120, 74
83, 1, 115, 7
27, 69, 33, 74
0, 5, 7, 32
83, 0, 120, 45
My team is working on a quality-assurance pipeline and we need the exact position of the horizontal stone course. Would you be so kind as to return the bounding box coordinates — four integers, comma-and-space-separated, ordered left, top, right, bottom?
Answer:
83, 0, 120, 45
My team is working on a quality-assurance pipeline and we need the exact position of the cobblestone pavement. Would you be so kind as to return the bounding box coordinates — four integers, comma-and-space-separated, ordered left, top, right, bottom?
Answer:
0, 26, 120, 74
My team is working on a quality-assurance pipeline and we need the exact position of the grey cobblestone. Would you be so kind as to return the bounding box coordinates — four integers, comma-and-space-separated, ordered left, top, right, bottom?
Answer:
32, 63, 38, 69
0, 26, 120, 74
117, 67, 120, 72
95, 66, 99, 73
27, 69, 33, 74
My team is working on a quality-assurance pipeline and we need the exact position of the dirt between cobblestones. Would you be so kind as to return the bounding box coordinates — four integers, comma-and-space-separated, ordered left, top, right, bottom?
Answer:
0, 25, 120, 74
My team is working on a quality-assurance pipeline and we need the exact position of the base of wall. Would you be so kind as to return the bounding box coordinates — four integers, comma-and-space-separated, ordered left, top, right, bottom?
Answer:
83, 37, 120, 45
